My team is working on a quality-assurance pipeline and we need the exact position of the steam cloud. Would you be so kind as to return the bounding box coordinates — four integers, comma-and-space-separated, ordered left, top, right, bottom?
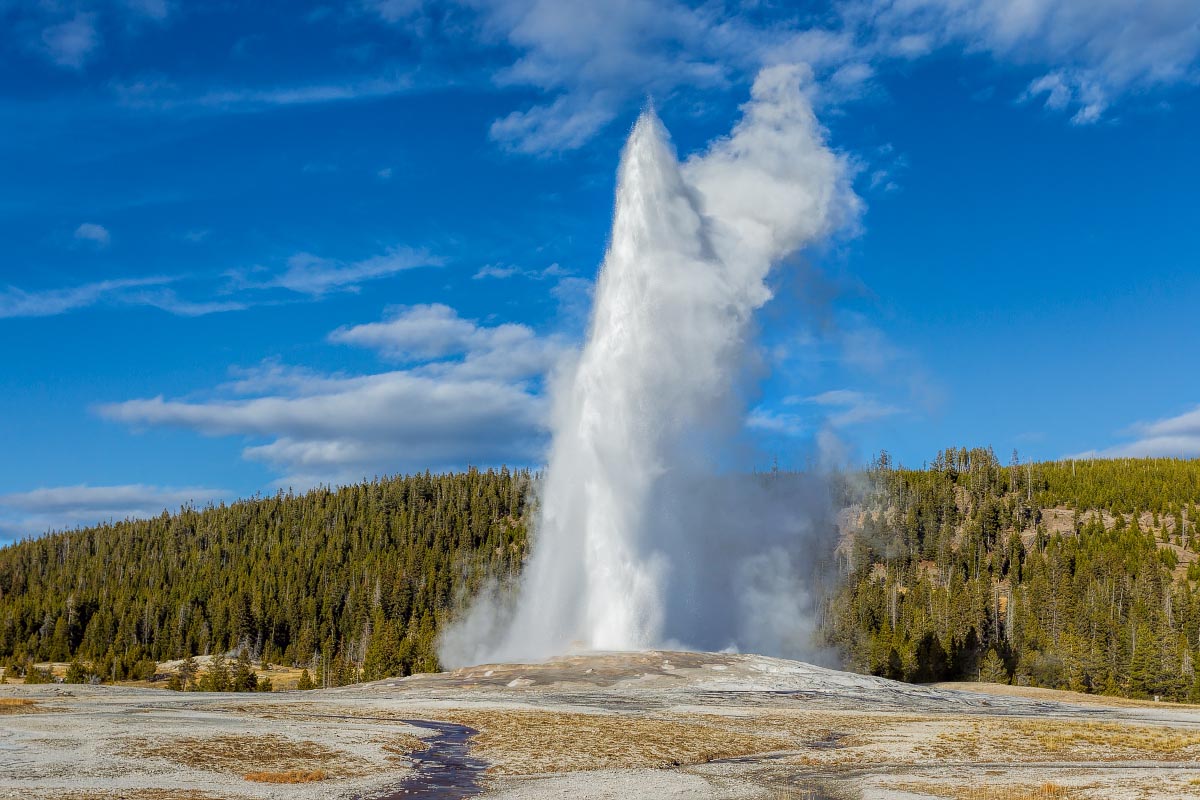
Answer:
440, 64, 860, 666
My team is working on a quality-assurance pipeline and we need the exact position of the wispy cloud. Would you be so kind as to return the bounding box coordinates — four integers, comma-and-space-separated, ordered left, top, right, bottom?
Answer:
98, 304, 568, 486
330, 303, 570, 381
796, 389, 902, 428
130, 288, 248, 316
748, 388, 902, 438
124, 0, 173, 23
1074, 405, 1200, 458
112, 73, 415, 113
472, 262, 567, 281
237, 245, 442, 296
361, 0, 1200, 152
746, 408, 808, 437
74, 222, 111, 247
855, 0, 1200, 125
24, 0, 173, 72
1, 241, 439, 321
0, 483, 228, 541
0, 277, 169, 319
39, 12, 100, 69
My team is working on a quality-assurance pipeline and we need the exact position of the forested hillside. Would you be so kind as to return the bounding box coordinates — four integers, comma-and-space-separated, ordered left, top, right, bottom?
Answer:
0, 469, 530, 684
4, 451, 1200, 701
824, 449, 1200, 700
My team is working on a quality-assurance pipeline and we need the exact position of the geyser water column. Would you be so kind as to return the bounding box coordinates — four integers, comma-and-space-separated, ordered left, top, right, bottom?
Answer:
441, 65, 860, 665
508, 110, 742, 656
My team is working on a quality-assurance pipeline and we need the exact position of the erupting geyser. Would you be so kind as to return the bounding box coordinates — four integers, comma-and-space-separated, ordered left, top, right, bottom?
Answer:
441, 65, 861, 666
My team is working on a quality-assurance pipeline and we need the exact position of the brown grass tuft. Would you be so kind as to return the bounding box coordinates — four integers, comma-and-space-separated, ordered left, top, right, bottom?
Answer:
0, 697, 42, 714
28, 792, 227, 800
124, 733, 367, 777
439, 709, 792, 775
243, 769, 328, 783
380, 733, 428, 760
918, 718, 1200, 763
896, 780, 1076, 799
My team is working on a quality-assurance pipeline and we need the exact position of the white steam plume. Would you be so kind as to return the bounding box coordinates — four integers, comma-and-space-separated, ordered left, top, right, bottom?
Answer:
439, 64, 860, 666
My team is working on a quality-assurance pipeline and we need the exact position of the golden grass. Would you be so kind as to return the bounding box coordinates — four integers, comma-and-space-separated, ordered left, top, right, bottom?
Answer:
917, 718, 1200, 763
0, 697, 43, 714
243, 769, 328, 783
439, 709, 793, 775
895, 782, 1076, 800
29, 792, 229, 800
124, 733, 367, 777
379, 733, 429, 760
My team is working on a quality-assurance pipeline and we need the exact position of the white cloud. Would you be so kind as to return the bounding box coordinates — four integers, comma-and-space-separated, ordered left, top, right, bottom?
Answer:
746, 408, 807, 437
98, 305, 568, 485
0, 277, 253, 319
472, 262, 566, 280
113, 74, 415, 113
0, 483, 228, 540
1076, 405, 1200, 458
798, 388, 902, 428
367, 0, 427, 24
257, 246, 441, 295
862, 0, 1200, 124
0, 277, 169, 319
124, 0, 172, 22
412, 0, 747, 152
74, 222, 111, 247
40, 12, 100, 69
1, 243, 438, 320
130, 288, 247, 316
748, 388, 901, 437
368, 0, 1199, 151
331, 303, 570, 381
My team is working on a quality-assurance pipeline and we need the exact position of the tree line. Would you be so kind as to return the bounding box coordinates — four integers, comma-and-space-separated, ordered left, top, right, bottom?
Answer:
823, 448, 1200, 700
0, 468, 530, 685
5, 450, 1200, 701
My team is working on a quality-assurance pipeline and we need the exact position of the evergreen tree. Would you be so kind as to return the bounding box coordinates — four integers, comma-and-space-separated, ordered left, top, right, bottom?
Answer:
979, 648, 1008, 684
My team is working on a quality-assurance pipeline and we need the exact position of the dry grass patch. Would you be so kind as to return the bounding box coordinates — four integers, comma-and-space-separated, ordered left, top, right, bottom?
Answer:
379, 733, 428, 760
244, 769, 328, 783
895, 782, 1077, 800
124, 733, 368, 777
918, 718, 1200, 763
0, 697, 44, 714
31, 792, 231, 800
439, 709, 792, 775
1018, 720, 1200, 758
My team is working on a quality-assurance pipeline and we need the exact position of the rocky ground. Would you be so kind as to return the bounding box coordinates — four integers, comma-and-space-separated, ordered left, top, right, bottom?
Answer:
4, 651, 1200, 799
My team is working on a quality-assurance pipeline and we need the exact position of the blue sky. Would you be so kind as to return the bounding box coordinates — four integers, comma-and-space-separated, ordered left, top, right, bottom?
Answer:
2, 0, 1199, 540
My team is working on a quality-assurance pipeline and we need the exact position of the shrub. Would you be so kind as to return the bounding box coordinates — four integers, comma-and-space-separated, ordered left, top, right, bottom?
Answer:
23, 666, 54, 684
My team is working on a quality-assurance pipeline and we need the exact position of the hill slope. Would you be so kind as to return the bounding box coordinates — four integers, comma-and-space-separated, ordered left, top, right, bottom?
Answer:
0, 468, 531, 682
4, 450, 1200, 702
825, 449, 1200, 700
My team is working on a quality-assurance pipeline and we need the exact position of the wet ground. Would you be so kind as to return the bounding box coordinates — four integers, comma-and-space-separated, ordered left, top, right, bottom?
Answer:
360, 720, 484, 800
